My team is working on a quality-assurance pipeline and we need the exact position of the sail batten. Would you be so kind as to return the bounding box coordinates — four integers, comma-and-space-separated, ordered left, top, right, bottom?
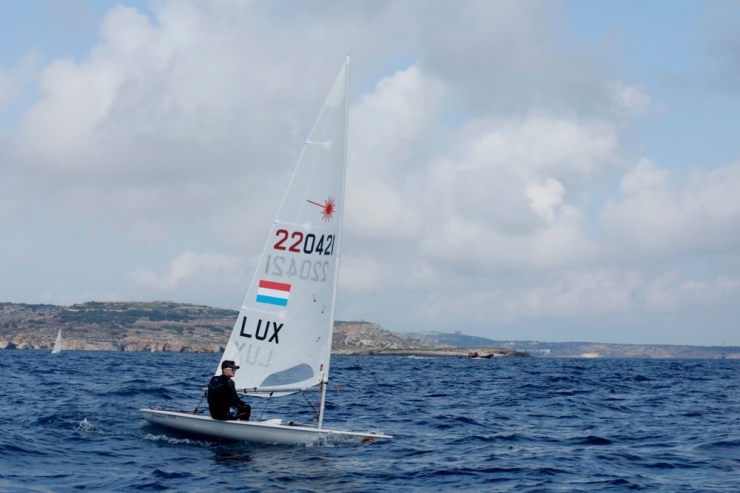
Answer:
219, 60, 349, 397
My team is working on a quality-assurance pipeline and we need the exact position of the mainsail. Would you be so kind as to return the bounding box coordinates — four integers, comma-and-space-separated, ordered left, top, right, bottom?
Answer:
52, 329, 62, 354
219, 59, 349, 396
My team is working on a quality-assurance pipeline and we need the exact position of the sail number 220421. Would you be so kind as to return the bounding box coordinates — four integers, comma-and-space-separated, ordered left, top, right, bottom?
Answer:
265, 256, 330, 282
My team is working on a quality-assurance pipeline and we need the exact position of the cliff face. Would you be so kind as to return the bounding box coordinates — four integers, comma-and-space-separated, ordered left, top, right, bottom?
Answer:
332, 321, 439, 352
0, 332, 223, 352
0, 302, 527, 357
1, 304, 415, 354
0, 301, 233, 353
331, 321, 527, 357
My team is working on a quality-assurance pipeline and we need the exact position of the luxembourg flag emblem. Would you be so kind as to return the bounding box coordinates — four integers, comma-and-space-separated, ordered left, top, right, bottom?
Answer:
256, 280, 291, 307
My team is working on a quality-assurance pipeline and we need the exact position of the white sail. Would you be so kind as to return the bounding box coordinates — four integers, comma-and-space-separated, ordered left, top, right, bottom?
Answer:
219, 59, 349, 394
52, 329, 62, 354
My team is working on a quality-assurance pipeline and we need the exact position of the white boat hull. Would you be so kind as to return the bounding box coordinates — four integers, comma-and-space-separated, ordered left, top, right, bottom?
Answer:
141, 409, 391, 445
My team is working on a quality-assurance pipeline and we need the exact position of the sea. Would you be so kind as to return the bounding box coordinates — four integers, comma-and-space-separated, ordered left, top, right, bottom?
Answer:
0, 351, 738, 492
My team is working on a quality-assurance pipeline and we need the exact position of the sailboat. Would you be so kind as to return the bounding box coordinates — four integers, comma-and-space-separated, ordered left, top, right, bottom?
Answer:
142, 58, 391, 444
51, 329, 62, 355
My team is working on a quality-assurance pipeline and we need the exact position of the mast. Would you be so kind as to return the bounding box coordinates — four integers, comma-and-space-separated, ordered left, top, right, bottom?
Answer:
318, 55, 350, 429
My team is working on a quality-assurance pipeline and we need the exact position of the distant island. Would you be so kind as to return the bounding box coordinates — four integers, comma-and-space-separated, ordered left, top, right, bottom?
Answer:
408, 331, 739, 359
0, 301, 526, 357
2, 301, 736, 358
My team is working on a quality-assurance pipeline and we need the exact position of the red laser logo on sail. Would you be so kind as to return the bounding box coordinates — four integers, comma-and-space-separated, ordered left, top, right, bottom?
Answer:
307, 197, 336, 222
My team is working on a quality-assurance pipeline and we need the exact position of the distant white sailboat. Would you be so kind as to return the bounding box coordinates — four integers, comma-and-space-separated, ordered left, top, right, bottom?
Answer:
142, 57, 391, 445
51, 329, 62, 355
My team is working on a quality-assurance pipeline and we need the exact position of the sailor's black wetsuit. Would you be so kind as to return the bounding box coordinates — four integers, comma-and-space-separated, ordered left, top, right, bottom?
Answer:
207, 374, 250, 420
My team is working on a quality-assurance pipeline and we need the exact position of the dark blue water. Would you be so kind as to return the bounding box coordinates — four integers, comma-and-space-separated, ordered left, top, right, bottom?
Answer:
1, 352, 738, 492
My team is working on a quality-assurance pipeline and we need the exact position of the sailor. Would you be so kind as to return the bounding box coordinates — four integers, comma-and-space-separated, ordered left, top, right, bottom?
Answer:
207, 360, 251, 421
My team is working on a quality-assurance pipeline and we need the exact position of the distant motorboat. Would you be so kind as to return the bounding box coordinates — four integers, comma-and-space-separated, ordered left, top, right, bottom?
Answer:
468, 352, 493, 359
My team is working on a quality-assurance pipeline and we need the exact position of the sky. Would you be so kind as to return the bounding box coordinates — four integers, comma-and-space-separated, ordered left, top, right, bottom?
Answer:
2, 0, 740, 345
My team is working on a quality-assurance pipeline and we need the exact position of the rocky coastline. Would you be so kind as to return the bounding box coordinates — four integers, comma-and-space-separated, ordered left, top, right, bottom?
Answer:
0, 301, 528, 357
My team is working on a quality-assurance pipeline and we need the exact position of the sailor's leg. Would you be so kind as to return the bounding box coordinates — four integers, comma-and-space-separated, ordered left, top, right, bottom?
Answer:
236, 403, 251, 421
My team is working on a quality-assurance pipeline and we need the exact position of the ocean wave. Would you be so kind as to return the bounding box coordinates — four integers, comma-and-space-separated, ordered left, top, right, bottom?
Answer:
74, 418, 105, 434
1, 352, 738, 491
141, 433, 210, 446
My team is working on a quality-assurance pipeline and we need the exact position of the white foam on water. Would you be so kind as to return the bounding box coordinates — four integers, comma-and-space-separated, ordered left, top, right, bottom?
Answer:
74, 418, 105, 434
141, 433, 208, 446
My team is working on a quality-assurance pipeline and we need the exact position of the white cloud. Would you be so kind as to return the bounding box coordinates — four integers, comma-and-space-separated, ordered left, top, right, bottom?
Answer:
419, 268, 738, 323
526, 178, 566, 224
0, 53, 39, 110
607, 81, 652, 117
419, 0, 614, 116
346, 65, 442, 240
602, 158, 740, 257
3, 0, 740, 344
642, 270, 740, 312
126, 251, 245, 290
339, 253, 439, 293
411, 113, 616, 273
342, 63, 630, 296
5, 1, 430, 248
